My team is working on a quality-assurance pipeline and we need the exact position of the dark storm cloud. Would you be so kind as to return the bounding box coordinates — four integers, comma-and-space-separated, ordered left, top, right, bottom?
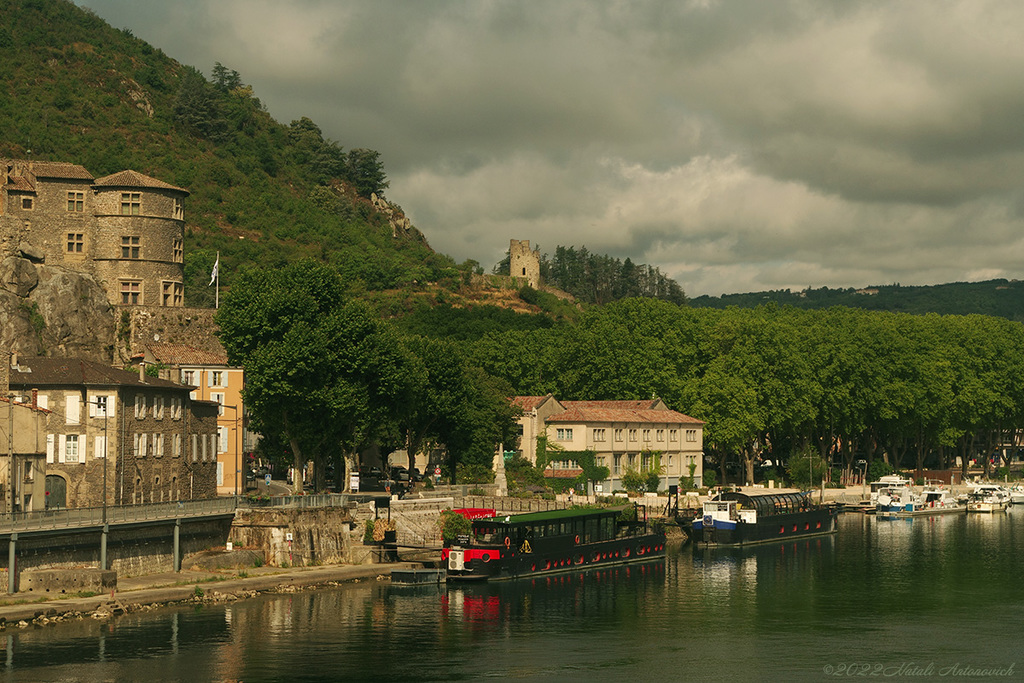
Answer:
77, 0, 1024, 295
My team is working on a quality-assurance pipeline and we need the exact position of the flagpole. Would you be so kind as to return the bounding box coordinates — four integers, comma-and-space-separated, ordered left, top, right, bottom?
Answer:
215, 251, 220, 309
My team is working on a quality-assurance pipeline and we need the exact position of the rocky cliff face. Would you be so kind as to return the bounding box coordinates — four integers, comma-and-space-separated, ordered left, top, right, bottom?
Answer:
0, 256, 115, 362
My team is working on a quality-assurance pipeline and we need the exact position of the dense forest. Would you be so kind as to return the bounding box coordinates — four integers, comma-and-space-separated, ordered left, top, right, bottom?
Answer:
692, 279, 1024, 321
0, 0, 458, 307
494, 244, 687, 305
465, 299, 1024, 484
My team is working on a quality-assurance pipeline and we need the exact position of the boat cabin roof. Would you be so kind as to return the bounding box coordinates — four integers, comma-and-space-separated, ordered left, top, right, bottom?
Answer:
471, 507, 620, 532
714, 491, 812, 516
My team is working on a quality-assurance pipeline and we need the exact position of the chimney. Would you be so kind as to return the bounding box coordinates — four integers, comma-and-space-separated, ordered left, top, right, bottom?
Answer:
31, 388, 37, 409
139, 362, 146, 384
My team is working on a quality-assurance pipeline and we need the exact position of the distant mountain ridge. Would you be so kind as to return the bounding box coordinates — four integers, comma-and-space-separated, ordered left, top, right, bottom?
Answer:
690, 279, 1024, 321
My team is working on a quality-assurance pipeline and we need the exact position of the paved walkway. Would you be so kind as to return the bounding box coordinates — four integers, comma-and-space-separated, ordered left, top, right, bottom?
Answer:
0, 561, 418, 624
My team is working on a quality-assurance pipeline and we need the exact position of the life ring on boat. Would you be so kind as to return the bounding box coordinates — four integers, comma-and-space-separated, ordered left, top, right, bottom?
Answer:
575, 535, 580, 545
504, 536, 511, 548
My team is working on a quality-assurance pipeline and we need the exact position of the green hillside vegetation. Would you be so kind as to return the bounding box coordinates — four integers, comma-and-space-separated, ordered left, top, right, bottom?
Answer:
0, 0, 457, 307
691, 279, 1024, 321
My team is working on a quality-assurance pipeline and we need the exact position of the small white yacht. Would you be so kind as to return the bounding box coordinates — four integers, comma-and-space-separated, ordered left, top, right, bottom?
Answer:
964, 483, 1011, 513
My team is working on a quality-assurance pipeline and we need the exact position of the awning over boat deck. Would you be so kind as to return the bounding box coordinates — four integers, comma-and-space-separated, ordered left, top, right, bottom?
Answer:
715, 491, 812, 516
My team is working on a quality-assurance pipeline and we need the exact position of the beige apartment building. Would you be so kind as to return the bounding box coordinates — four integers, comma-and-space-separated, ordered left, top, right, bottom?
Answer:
512, 396, 705, 493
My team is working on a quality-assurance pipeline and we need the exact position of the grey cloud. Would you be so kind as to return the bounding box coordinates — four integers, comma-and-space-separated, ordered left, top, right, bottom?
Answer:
76, 0, 1024, 296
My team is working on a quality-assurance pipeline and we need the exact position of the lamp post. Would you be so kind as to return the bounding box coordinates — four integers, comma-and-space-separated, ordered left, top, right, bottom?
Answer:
88, 397, 110, 570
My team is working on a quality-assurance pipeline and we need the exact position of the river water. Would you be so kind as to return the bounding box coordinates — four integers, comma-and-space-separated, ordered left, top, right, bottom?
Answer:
5, 511, 1024, 682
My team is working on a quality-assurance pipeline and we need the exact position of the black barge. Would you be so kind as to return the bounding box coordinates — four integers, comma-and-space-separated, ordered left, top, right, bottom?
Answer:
443, 506, 665, 581
692, 490, 838, 546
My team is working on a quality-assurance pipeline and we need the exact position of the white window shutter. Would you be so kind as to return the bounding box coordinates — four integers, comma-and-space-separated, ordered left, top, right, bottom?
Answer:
140, 433, 148, 457
58, 435, 66, 464
88, 397, 96, 418
66, 394, 80, 425
46, 434, 54, 464
95, 435, 106, 459
107, 394, 116, 418
37, 394, 48, 410
217, 461, 224, 487
207, 371, 213, 387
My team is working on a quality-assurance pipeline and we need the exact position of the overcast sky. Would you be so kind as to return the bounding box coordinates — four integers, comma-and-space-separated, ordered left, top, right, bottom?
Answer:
75, 0, 1024, 296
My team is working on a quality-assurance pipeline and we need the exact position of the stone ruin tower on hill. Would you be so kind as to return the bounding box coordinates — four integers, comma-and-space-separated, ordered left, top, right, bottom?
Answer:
509, 239, 540, 288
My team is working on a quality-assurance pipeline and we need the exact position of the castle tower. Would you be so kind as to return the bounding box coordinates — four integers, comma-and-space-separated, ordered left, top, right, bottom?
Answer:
509, 239, 540, 288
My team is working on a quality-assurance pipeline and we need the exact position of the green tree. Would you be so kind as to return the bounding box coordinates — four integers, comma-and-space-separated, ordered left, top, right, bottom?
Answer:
345, 148, 389, 198
216, 260, 418, 493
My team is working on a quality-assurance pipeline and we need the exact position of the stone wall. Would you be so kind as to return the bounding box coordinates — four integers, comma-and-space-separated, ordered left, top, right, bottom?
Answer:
121, 306, 223, 363
229, 506, 368, 567
0, 516, 233, 593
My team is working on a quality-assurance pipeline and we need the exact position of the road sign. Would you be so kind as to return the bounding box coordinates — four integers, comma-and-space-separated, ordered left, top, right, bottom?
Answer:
265, 474, 272, 486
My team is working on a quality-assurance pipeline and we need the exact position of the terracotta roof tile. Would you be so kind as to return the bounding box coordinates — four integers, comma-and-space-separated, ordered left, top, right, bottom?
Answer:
19, 160, 94, 180
511, 395, 555, 411
93, 169, 188, 195
546, 407, 703, 425
561, 399, 663, 410
6, 176, 34, 192
9, 357, 185, 390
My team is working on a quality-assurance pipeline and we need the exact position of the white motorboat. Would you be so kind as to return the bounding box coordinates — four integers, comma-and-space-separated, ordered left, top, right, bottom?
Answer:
1009, 485, 1024, 506
964, 483, 1011, 513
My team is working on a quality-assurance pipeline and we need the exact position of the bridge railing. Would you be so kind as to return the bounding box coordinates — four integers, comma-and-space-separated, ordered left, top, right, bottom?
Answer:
0, 497, 238, 533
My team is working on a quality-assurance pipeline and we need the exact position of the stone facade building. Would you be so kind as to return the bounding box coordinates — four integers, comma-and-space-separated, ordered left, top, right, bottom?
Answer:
509, 239, 540, 288
139, 343, 250, 496
512, 396, 705, 492
7, 356, 218, 509
0, 159, 188, 308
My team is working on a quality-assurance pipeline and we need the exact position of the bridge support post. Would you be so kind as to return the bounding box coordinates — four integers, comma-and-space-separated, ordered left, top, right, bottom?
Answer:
100, 524, 108, 571
173, 518, 181, 572
7, 532, 16, 594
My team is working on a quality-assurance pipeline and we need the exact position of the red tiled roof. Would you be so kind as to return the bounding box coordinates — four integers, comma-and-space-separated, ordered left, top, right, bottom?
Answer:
6, 176, 34, 192
561, 399, 663, 410
93, 170, 189, 195
10, 357, 185, 390
511, 395, 555, 411
546, 407, 703, 425
146, 343, 228, 366
12, 160, 94, 180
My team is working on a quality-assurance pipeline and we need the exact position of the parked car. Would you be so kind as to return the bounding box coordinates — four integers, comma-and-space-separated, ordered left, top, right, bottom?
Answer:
391, 467, 410, 482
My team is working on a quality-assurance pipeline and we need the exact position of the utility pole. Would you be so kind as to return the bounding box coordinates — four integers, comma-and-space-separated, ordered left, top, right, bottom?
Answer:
7, 391, 14, 515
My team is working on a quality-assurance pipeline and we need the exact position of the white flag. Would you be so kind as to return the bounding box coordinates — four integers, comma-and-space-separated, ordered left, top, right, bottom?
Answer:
209, 255, 219, 286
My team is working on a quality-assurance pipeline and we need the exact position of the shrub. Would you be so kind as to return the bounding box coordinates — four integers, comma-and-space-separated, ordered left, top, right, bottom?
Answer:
438, 509, 472, 544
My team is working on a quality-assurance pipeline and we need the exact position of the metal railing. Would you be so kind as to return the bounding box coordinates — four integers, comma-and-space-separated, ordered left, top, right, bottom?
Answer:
236, 493, 353, 509
0, 497, 237, 533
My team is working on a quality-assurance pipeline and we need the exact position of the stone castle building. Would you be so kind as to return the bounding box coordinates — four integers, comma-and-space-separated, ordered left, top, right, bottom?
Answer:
0, 159, 188, 308
509, 239, 540, 288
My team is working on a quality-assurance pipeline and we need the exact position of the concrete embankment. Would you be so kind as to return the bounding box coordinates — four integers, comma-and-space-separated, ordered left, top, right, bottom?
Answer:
0, 561, 420, 626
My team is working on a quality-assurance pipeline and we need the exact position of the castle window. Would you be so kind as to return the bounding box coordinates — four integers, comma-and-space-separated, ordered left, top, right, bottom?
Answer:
173, 238, 183, 263
121, 235, 140, 259
162, 281, 183, 307
20, 197, 32, 210
120, 192, 141, 215
120, 280, 142, 305
173, 196, 184, 220
67, 191, 84, 212
66, 233, 84, 253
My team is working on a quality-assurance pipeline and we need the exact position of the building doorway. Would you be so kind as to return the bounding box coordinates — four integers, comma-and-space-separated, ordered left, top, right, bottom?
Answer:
45, 475, 67, 509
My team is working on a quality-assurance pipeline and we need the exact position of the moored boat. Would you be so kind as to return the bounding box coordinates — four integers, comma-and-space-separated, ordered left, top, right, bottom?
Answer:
1009, 486, 1024, 506
443, 506, 665, 581
877, 484, 964, 517
964, 483, 1010, 513
691, 490, 838, 546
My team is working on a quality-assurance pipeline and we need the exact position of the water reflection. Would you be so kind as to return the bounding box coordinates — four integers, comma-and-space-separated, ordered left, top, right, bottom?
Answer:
7, 512, 1024, 681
